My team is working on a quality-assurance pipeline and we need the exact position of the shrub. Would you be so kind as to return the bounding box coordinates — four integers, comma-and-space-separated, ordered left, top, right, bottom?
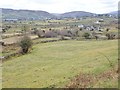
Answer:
21, 25, 29, 34
37, 31, 42, 38
79, 28, 82, 31
83, 32, 90, 39
106, 28, 110, 32
19, 36, 32, 54
32, 29, 45, 38
31, 28, 38, 34
106, 33, 111, 40
106, 33, 115, 40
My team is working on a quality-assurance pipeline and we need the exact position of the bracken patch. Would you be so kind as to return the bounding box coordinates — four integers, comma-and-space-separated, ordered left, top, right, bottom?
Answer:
66, 67, 118, 88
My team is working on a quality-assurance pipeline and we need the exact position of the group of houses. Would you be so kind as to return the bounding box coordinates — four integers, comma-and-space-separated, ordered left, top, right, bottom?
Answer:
31, 20, 119, 40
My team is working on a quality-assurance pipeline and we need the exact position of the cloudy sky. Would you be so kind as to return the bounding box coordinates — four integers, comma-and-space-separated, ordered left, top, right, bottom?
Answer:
0, 0, 119, 14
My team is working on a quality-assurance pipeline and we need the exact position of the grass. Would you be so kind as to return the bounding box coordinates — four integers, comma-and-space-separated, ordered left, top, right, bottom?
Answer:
2, 40, 118, 88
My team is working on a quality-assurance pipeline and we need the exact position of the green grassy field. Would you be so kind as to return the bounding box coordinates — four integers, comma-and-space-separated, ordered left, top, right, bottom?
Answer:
3, 40, 118, 88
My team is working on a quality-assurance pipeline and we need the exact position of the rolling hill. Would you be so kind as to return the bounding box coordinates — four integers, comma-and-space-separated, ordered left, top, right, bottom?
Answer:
1, 8, 118, 20
108, 11, 118, 15
107, 11, 118, 17
1, 8, 96, 20
1, 8, 56, 20
60, 11, 96, 18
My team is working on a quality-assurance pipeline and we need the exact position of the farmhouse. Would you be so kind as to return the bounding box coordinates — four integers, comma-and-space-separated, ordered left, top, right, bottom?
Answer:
99, 19, 104, 22
94, 21, 101, 24
78, 24, 84, 28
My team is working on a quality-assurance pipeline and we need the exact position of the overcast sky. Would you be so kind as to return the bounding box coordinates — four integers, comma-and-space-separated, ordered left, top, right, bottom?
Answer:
0, 0, 119, 14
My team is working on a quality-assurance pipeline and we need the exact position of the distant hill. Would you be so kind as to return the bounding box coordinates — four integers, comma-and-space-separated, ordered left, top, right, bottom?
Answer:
107, 11, 119, 17
1, 8, 118, 20
1, 8, 96, 20
108, 11, 118, 15
60, 11, 96, 18
1, 8, 56, 20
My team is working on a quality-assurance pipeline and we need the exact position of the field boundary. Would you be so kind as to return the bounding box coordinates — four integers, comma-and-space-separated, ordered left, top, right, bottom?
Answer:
1, 39, 66, 61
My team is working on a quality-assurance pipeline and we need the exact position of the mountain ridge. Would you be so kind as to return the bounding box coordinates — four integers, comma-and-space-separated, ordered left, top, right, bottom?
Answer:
1, 8, 118, 20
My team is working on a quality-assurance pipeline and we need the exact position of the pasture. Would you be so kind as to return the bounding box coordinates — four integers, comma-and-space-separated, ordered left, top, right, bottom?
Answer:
3, 40, 118, 88
1, 16, 118, 88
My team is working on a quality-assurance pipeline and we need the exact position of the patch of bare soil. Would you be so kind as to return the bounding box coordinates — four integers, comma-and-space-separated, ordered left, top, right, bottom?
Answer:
66, 67, 118, 88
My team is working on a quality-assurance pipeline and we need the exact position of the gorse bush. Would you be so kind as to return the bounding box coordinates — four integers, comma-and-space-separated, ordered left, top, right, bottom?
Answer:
19, 35, 32, 54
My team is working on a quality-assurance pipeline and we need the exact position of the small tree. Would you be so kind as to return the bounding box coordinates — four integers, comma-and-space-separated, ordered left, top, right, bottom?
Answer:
2, 28, 6, 33
37, 31, 42, 38
19, 36, 32, 54
21, 25, 29, 34
106, 28, 110, 32
31, 29, 45, 38
79, 28, 82, 31
106, 33, 115, 40
83, 32, 90, 39
36, 30, 45, 38
31, 28, 38, 34
95, 35, 99, 40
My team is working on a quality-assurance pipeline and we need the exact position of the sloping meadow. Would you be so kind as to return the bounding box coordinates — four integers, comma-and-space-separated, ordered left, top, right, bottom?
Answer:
3, 40, 118, 88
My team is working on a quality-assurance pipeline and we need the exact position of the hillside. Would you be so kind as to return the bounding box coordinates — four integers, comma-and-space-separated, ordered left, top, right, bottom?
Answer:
3, 40, 118, 88
109, 11, 118, 15
2, 8, 96, 20
107, 11, 118, 17
1, 8, 118, 20
60, 11, 95, 18
1, 8, 56, 20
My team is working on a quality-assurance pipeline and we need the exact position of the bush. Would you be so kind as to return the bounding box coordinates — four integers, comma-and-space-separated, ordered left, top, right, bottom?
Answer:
37, 31, 42, 38
106, 28, 110, 32
83, 32, 90, 39
31, 28, 38, 34
33, 30, 45, 38
21, 25, 29, 34
19, 36, 32, 54
106, 33, 115, 40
